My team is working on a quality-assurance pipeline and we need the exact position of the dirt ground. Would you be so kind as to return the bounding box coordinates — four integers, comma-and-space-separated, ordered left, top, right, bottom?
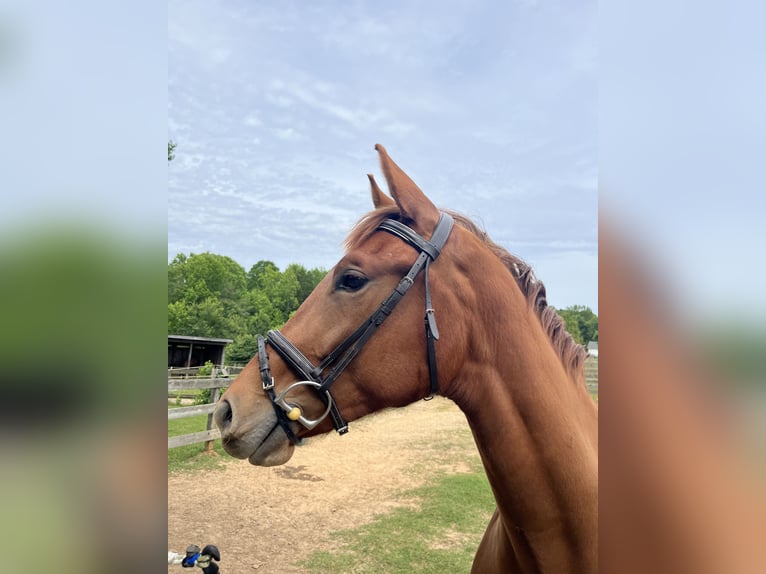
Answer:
168, 398, 482, 574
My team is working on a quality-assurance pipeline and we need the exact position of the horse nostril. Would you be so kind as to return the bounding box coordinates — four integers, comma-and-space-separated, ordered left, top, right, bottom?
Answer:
214, 399, 233, 431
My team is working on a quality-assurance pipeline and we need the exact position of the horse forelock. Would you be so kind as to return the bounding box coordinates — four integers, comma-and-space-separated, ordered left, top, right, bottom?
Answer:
343, 206, 587, 381
344, 205, 402, 251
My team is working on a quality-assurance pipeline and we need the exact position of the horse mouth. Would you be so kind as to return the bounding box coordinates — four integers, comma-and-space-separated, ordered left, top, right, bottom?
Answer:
245, 422, 295, 467
216, 398, 296, 466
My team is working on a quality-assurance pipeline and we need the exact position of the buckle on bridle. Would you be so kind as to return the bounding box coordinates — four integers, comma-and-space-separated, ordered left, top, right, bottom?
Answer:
262, 376, 275, 391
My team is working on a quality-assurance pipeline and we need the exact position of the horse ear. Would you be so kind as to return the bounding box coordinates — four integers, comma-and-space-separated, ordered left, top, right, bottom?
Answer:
367, 174, 395, 208
374, 143, 439, 232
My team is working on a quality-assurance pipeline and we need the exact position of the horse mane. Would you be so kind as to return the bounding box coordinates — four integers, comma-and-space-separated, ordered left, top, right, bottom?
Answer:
345, 206, 587, 380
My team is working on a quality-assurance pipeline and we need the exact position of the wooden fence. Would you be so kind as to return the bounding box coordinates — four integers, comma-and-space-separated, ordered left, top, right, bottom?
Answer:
167, 366, 237, 450
585, 356, 598, 396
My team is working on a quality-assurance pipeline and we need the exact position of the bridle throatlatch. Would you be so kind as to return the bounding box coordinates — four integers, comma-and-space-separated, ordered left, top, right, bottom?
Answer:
257, 212, 455, 444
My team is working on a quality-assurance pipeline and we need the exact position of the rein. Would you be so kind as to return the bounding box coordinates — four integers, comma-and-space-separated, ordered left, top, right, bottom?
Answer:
256, 212, 455, 444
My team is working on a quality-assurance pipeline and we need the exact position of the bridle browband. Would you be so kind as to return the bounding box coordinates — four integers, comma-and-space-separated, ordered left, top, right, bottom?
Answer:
256, 212, 455, 444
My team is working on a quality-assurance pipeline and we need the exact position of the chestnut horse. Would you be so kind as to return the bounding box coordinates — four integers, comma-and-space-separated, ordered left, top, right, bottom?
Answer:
214, 145, 598, 573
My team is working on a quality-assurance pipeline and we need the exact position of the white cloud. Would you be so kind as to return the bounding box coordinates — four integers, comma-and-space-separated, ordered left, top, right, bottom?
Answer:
265, 93, 293, 108
268, 78, 389, 130
272, 127, 305, 141
382, 121, 416, 135
243, 113, 262, 127
210, 47, 231, 65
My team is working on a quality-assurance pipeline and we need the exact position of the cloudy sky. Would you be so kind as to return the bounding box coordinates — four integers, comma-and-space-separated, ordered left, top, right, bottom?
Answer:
169, 1, 598, 312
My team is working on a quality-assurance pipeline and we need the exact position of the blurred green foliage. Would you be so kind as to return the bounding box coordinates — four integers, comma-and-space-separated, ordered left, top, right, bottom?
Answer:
0, 223, 166, 574
0, 225, 166, 416
167, 253, 327, 363
699, 321, 766, 387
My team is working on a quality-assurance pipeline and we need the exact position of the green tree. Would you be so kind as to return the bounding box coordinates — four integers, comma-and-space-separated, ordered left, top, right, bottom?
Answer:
225, 334, 260, 364
168, 298, 237, 338
168, 252, 330, 362
167, 253, 187, 302
556, 305, 598, 345
247, 260, 280, 291
168, 140, 176, 161
571, 305, 598, 343
558, 308, 584, 344
168, 252, 247, 315
259, 266, 300, 323
287, 263, 328, 304
243, 289, 283, 335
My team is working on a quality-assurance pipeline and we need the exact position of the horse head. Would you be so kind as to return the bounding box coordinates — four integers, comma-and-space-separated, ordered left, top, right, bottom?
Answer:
214, 144, 481, 466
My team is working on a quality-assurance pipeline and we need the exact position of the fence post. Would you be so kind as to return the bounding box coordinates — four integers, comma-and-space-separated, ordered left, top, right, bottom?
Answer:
204, 366, 221, 453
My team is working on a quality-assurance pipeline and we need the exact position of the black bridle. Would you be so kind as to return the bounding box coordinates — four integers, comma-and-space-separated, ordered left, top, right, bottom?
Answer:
256, 212, 455, 444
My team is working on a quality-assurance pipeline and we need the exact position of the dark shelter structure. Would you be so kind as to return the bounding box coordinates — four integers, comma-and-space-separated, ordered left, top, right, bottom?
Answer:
168, 335, 233, 369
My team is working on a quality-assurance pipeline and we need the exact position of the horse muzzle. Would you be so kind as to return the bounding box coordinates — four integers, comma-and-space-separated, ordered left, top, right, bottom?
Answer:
213, 396, 295, 466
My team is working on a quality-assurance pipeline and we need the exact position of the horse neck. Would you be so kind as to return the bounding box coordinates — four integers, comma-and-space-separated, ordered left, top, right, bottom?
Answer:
444, 291, 598, 573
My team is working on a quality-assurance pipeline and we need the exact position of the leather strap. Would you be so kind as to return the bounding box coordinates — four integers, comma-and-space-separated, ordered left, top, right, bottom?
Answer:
257, 334, 301, 444
423, 258, 439, 399
381, 213, 453, 399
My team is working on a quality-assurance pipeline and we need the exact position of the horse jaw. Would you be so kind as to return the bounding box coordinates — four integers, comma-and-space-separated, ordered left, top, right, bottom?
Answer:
246, 427, 295, 467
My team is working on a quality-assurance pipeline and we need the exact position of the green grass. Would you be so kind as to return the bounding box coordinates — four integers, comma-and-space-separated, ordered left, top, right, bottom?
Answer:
299, 469, 495, 573
167, 408, 229, 473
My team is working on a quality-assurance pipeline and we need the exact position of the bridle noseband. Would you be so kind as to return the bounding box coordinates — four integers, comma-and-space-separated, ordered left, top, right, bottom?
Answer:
257, 212, 455, 444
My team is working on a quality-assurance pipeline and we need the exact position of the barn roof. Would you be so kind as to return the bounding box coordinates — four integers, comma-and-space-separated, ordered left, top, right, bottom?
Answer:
168, 335, 233, 344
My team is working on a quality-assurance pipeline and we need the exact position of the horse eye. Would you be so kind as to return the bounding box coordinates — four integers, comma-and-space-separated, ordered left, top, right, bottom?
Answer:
336, 271, 368, 292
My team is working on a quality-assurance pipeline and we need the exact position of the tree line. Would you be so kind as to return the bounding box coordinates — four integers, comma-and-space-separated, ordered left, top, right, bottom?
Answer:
167, 252, 597, 364
168, 252, 327, 363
